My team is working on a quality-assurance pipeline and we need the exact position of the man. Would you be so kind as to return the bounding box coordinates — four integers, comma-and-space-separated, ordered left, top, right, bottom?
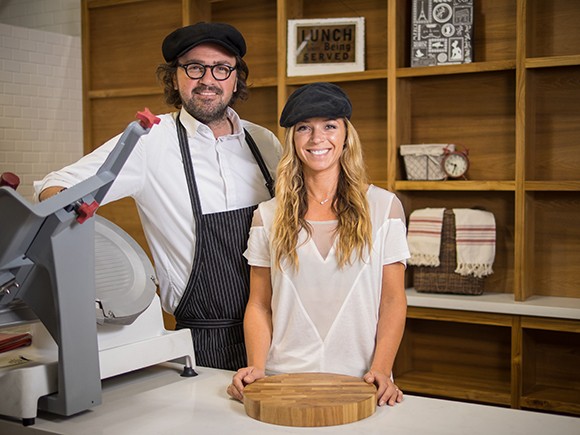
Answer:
35, 22, 281, 371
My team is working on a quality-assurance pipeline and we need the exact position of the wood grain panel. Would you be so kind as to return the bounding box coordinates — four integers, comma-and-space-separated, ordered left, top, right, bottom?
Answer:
527, 0, 580, 58
344, 80, 389, 183
301, 0, 388, 71
471, 0, 517, 62
234, 86, 278, 137
528, 192, 580, 298
89, 94, 171, 152
521, 316, 580, 415
394, 317, 511, 403
401, 319, 511, 379
408, 71, 516, 181
211, 0, 277, 81
525, 330, 580, 390
526, 66, 580, 181
88, 0, 182, 90
394, 371, 511, 405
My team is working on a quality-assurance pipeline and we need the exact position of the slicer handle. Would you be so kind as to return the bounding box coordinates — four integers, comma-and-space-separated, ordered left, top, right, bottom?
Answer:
136, 108, 161, 129
76, 200, 99, 224
0, 172, 20, 189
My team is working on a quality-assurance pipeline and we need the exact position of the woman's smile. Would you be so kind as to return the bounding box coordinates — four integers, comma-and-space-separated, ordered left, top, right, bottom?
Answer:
294, 117, 346, 174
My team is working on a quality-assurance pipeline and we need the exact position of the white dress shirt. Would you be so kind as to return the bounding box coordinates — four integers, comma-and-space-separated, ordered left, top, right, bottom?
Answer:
34, 107, 282, 313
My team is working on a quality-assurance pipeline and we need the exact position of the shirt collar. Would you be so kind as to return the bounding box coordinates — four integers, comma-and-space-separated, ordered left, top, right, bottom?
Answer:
178, 107, 243, 139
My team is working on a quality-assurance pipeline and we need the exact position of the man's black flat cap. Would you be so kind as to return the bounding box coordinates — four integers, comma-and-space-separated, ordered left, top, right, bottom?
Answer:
279, 82, 352, 127
162, 22, 246, 62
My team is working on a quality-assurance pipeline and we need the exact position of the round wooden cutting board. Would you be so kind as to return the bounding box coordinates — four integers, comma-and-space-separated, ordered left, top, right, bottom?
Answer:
243, 372, 377, 427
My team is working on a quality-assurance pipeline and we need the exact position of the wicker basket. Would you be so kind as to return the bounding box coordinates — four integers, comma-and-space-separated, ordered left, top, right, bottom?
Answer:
399, 144, 454, 180
413, 209, 485, 295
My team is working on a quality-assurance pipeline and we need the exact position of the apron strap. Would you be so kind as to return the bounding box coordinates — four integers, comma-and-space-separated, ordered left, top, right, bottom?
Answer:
174, 115, 204, 319
244, 128, 275, 198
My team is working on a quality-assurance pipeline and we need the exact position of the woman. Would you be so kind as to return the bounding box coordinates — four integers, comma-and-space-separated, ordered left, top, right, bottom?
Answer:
227, 82, 409, 407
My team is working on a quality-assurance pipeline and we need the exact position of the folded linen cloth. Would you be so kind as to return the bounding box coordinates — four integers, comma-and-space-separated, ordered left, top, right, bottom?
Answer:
407, 208, 445, 267
453, 208, 496, 278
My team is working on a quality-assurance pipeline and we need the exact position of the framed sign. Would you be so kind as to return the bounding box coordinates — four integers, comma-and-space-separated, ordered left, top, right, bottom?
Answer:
287, 17, 365, 77
410, 0, 473, 67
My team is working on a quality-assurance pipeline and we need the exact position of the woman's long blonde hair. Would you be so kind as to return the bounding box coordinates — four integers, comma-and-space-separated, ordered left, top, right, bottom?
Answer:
272, 118, 372, 269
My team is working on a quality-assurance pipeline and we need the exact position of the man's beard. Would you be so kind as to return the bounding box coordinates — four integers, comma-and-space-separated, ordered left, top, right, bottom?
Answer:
182, 84, 232, 125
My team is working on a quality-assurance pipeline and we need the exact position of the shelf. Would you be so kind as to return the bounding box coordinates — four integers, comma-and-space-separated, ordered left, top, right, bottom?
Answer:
87, 0, 182, 91
521, 316, 580, 333
82, 0, 580, 416
521, 386, 580, 415
399, 190, 515, 295
395, 317, 512, 406
396, 60, 516, 78
286, 69, 388, 85
525, 192, 580, 299
395, 0, 517, 68
406, 289, 580, 321
524, 66, 580, 182
397, 71, 516, 182
525, 54, 580, 69
88, 87, 162, 99
396, 371, 512, 406
395, 180, 515, 191
525, 181, 580, 192
527, 0, 580, 59
521, 326, 580, 414
248, 77, 278, 88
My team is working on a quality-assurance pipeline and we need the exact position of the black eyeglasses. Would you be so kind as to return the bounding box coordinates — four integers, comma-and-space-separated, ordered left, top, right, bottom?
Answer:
178, 62, 236, 81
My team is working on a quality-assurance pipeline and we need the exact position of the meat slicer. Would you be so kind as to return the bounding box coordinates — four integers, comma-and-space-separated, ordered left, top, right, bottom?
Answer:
0, 110, 196, 426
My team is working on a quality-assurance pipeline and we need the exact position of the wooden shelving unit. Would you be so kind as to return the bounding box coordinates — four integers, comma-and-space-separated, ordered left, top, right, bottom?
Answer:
82, 0, 580, 414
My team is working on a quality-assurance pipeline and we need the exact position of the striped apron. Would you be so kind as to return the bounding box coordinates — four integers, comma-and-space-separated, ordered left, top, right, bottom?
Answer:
173, 116, 274, 371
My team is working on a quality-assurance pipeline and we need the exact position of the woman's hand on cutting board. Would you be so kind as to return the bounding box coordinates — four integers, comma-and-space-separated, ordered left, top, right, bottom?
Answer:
227, 366, 266, 402
363, 370, 403, 407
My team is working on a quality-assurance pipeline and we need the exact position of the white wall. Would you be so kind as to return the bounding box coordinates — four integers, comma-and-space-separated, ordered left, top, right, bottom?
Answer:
0, 0, 82, 200
0, 0, 81, 37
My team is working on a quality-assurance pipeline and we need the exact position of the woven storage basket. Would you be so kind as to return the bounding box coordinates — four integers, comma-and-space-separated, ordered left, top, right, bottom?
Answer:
399, 144, 454, 180
413, 209, 485, 295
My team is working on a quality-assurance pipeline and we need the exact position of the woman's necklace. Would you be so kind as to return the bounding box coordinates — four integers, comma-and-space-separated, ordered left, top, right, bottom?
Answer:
308, 193, 332, 205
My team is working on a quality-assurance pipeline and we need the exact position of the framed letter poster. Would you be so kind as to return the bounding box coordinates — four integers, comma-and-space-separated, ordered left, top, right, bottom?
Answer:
287, 17, 365, 77
410, 0, 474, 67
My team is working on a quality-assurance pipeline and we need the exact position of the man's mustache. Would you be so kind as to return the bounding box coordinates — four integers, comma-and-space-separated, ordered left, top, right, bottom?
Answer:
193, 85, 223, 95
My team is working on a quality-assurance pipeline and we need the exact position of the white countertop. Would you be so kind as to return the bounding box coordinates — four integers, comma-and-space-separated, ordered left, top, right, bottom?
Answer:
0, 363, 578, 435
406, 288, 580, 320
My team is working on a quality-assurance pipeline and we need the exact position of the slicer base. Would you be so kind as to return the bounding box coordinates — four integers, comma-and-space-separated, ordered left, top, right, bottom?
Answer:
0, 295, 195, 423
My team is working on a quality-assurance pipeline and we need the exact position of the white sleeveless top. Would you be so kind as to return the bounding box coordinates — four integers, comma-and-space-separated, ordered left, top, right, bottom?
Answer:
244, 185, 410, 377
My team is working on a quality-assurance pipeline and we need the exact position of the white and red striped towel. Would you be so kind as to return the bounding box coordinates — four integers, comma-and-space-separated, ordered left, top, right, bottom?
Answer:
407, 208, 445, 267
453, 208, 496, 278
407, 208, 496, 277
